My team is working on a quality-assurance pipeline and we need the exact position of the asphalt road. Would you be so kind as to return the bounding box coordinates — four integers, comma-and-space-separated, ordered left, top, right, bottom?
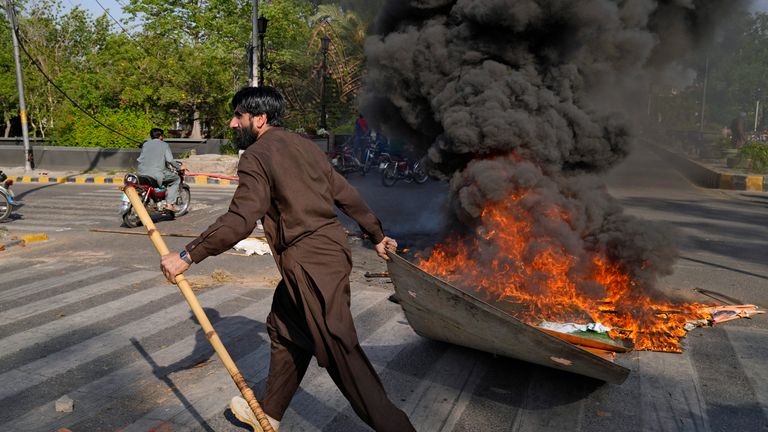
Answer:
0, 145, 766, 431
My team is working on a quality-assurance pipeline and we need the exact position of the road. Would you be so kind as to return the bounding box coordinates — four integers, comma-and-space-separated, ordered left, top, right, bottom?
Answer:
0, 146, 766, 431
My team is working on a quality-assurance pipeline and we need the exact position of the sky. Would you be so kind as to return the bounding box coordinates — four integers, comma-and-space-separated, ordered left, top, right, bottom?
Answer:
73, 0, 129, 23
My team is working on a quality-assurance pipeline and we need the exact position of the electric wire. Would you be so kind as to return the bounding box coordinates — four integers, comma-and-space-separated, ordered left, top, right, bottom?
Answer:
92, 0, 130, 35
12, 25, 143, 144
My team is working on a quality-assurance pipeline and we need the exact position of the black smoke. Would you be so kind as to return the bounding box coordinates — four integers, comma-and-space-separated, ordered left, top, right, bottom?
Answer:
362, 0, 747, 292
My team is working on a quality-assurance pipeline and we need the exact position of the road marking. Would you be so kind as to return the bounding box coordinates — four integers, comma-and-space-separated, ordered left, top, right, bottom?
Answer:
724, 326, 768, 420
0, 261, 70, 287
0, 270, 157, 324
406, 349, 485, 432
1, 224, 72, 232
639, 351, 710, 432
0, 265, 117, 303
0, 281, 176, 360
0, 283, 245, 402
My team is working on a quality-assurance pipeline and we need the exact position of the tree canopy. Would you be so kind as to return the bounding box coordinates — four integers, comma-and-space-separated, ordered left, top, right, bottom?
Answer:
0, 0, 372, 146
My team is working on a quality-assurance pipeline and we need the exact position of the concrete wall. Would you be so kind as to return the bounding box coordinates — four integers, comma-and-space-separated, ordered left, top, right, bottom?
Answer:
0, 137, 331, 170
0, 138, 231, 171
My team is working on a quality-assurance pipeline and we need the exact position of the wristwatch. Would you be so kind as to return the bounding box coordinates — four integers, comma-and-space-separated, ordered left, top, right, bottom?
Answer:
179, 249, 193, 265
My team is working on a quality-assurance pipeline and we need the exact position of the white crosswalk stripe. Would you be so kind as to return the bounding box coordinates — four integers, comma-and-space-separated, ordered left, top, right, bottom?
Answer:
3, 183, 235, 232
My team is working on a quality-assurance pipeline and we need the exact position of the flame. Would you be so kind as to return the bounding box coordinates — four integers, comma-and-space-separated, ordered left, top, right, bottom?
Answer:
418, 192, 709, 352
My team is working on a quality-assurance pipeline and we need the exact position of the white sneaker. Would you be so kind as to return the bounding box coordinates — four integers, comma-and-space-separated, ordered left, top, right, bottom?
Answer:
229, 396, 276, 431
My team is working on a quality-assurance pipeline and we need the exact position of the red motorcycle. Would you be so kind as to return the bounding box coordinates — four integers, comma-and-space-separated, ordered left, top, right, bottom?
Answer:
327, 144, 362, 176
381, 156, 429, 187
119, 167, 191, 228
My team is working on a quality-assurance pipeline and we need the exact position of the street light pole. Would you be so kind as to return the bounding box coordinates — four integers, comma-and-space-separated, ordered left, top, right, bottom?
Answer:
4, 0, 32, 171
755, 88, 762, 132
319, 36, 330, 130
250, 0, 258, 87
257, 16, 268, 87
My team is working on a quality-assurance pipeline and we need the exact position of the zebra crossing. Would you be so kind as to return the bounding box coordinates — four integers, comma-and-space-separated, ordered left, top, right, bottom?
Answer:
0, 254, 491, 431
3, 184, 237, 232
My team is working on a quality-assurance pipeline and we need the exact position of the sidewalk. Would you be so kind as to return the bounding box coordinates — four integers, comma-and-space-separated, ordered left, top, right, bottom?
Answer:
651, 144, 768, 192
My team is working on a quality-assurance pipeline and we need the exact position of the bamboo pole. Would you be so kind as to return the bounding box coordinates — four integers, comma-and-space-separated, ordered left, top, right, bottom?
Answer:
123, 186, 274, 432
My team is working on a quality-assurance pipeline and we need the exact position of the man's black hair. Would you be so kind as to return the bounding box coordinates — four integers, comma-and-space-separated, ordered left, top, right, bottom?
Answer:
150, 128, 164, 139
231, 86, 285, 126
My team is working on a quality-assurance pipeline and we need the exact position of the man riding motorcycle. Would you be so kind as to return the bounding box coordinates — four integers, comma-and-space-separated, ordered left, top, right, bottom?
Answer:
137, 128, 187, 212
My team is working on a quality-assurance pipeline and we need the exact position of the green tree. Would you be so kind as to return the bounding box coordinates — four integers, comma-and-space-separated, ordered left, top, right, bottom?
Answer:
0, 17, 19, 137
124, 0, 249, 138
707, 12, 768, 129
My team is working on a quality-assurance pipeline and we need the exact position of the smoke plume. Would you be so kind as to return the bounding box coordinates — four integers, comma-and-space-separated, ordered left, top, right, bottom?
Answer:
362, 0, 747, 291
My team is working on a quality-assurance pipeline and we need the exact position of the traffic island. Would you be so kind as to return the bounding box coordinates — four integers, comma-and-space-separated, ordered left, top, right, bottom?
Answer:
651, 144, 768, 192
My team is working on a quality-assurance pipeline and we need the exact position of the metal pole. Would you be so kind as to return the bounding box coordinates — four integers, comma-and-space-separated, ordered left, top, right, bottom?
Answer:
4, 0, 32, 171
250, 0, 259, 87
320, 44, 328, 130
258, 33, 265, 87
699, 55, 708, 133
755, 100, 760, 132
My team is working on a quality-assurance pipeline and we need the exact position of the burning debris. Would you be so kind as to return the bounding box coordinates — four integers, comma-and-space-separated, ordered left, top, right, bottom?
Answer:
363, 1, 751, 353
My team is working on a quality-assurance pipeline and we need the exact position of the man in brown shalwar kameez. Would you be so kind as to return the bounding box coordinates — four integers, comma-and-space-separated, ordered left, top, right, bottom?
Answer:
160, 86, 415, 432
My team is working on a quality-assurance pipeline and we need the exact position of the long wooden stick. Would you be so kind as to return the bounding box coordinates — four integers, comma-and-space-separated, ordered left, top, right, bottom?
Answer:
124, 186, 274, 432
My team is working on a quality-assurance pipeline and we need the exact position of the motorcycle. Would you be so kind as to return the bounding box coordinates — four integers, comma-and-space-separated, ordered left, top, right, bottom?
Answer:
381, 157, 429, 187
119, 166, 191, 228
0, 170, 18, 222
328, 144, 362, 176
360, 138, 383, 175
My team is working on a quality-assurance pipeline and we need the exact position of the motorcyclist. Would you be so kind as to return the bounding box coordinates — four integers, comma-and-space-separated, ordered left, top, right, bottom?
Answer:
137, 128, 187, 212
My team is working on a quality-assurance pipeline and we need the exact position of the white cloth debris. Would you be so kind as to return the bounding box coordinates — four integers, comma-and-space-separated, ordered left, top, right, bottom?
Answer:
233, 237, 272, 256
539, 321, 612, 334
56, 395, 74, 412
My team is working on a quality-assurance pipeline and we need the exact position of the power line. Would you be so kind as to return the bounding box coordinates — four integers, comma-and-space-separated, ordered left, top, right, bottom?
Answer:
12, 26, 143, 144
92, 0, 131, 36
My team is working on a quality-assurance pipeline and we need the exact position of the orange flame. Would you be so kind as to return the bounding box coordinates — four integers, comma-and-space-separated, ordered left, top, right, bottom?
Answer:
418, 192, 709, 352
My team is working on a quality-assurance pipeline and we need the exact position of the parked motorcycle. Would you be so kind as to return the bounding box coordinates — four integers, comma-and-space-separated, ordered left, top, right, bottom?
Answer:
381, 157, 429, 187
0, 170, 18, 222
119, 166, 191, 228
360, 138, 382, 175
328, 144, 362, 176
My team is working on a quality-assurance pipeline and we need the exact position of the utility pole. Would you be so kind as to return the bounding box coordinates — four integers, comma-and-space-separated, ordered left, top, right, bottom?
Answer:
699, 55, 708, 133
4, 0, 32, 171
319, 36, 330, 130
249, 0, 259, 87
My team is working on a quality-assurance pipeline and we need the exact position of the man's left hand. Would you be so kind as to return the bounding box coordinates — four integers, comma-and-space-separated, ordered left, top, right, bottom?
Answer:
161, 252, 190, 283
375, 236, 398, 261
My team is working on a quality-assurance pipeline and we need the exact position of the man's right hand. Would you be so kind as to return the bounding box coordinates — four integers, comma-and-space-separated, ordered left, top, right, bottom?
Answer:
161, 251, 190, 283
375, 236, 398, 261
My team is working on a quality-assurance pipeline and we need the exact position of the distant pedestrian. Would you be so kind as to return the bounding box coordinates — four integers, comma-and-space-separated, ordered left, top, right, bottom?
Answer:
730, 112, 747, 148
353, 114, 370, 159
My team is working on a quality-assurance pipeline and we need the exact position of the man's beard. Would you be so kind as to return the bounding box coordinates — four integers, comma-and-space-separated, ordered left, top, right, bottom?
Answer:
235, 126, 258, 150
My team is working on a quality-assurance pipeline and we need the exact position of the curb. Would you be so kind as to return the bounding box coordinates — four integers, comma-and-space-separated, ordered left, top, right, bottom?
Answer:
651, 145, 767, 192
0, 232, 49, 252
10, 175, 239, 186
